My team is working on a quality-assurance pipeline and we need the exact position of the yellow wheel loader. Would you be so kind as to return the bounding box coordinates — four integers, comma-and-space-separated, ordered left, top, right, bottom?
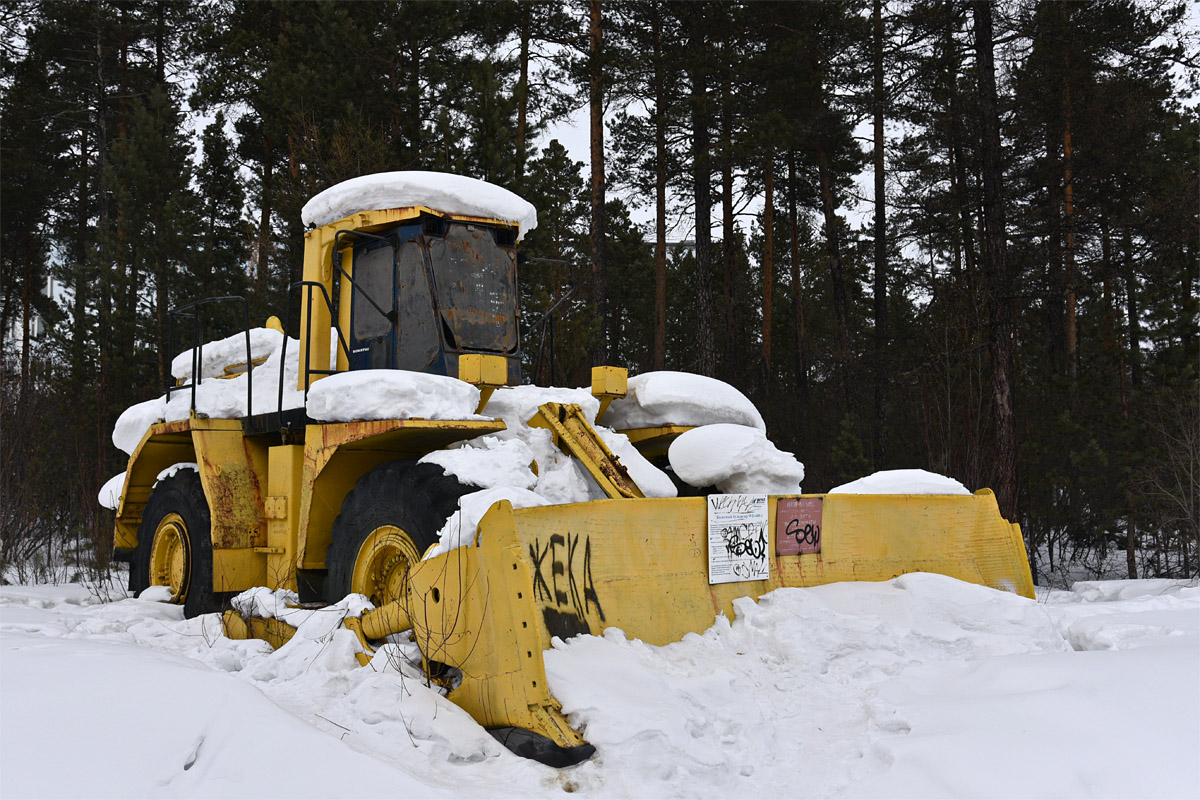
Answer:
110, 173, 1034, 766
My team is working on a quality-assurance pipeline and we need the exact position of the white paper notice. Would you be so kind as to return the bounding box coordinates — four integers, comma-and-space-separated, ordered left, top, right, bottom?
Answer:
707, 494, 770, 585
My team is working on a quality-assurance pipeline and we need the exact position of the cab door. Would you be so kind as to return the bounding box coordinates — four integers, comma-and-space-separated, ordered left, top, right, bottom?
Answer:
349, 240, 396, 370
396, 241, 440, 372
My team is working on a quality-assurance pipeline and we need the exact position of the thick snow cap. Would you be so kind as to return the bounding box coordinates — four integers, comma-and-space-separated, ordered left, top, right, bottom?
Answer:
828, 469, 970, 495
171, 327, 282, 381
300, 171, 538, 237
669, 423, 804, 494
306, 369, 483, 422
604, 371, 765, 431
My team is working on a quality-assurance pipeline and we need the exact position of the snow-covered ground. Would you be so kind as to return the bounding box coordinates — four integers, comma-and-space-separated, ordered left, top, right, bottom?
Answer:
2, 574, 1196, 799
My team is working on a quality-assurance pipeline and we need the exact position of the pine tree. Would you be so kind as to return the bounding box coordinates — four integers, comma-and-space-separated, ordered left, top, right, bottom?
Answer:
193, 112, 251, 326
521, 140, 590, 386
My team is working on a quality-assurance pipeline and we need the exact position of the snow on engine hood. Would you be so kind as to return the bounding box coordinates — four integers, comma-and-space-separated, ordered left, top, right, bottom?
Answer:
300, 171, 538, 237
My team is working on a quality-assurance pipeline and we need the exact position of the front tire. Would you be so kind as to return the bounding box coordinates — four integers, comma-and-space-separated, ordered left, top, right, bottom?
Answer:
132, 471, 224, 618
323, 460, 476, 607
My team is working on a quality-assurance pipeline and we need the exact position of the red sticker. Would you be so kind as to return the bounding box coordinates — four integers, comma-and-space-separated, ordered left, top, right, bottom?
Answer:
775, 497, 823, 556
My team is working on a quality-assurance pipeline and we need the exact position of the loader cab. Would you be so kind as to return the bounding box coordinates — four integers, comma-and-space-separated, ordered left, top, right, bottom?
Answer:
346, 216, 521, 383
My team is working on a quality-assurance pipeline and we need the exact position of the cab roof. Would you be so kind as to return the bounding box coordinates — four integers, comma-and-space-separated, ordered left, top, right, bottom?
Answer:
301, 171, 537, 239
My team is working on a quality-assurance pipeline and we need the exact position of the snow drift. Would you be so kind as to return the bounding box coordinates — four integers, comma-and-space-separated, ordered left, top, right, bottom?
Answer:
4, 575, 1195, 798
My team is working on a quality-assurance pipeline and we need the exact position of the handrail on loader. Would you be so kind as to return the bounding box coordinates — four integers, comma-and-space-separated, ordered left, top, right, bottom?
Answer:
167, 295, 254, 416
276, 280, 352, 413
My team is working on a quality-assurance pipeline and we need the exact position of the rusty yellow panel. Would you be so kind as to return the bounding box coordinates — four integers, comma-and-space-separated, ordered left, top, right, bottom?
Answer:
458, 353, 508, 386
307, 418, 505, 455
190, 422, 268, 552
297, 450, 386, 571
222, 610, 296, 650
116, 417, 272, 590
212, 547, 268, 593
590, 366, 628, 398
483, 491, 1033, 648
502, 498, 714, 646
773, 491, 1036, 599
267, 445, 304, 591
114, 420, 196, 551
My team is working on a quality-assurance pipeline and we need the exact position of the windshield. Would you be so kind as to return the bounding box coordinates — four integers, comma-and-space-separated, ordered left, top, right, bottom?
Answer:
428, 225, 518, 352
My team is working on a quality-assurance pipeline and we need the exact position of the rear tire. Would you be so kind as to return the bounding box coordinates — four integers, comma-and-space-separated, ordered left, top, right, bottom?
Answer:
132, 471, 225, 618
323, 460, 477, 607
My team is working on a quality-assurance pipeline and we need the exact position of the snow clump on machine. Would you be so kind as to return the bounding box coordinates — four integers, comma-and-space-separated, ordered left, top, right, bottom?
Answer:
669, 423, 805, 494
171, 327, 283, 382
97, 472, 126, 510
306, 370, 483, 422
828, 468, 971, 495
110, 329, 481, 455
300, 171, 538, 236
603, 370, 766, 431
425, 487, 549, 558
417, 385, 679, 556
110, 329, 321, 455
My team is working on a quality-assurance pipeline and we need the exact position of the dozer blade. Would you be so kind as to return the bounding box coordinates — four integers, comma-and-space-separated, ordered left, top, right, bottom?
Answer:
403, 489, 1034, 760
221, 490, 1032, 767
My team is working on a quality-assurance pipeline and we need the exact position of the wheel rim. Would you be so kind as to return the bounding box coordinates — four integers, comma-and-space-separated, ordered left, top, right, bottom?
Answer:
149, 513, 190, 603
352, 525, 421, 608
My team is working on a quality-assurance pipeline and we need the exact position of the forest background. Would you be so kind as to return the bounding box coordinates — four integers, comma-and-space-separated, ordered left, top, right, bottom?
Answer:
1, 0, 1196, 587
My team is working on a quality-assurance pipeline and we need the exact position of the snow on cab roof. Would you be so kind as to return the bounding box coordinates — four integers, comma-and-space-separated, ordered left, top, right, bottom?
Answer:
300, 171, 538, 236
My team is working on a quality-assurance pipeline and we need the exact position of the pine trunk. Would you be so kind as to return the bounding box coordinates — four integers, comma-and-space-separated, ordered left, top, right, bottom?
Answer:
872, 0, 887, 467
721, 75, 736, 372
73, 126, 89, 381
257, 151, 272, 290
652, 11, 667, 371
762, 151, 774, 391
689, 9, 716, 378
788, 153, 806, 395
1123, 229, 1141, 387
944, 9, 976, 287
515, 11, 530, 184
588, 0, 607, 365
1061, 2, 1078, 380
972, 0, 1018, 521
817, 145, 852, 412
20, 232, 32, 401
1045, 129, 1066, 366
